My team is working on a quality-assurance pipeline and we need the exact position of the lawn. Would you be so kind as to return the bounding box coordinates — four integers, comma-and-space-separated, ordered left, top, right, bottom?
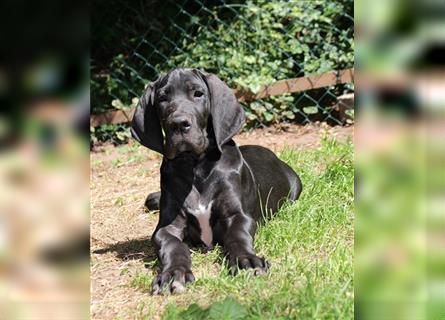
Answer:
127, 137, 354, 319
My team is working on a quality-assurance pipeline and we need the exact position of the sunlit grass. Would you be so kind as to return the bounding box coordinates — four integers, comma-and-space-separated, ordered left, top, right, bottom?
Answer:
132, 138, 354, 319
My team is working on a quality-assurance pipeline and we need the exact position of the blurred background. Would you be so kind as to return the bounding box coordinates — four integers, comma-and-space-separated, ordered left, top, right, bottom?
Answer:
355, 0, 445, 319
0, 0, 90, 319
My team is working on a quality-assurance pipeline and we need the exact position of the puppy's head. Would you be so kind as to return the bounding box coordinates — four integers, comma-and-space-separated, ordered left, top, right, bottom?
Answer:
131, 68, 245, 159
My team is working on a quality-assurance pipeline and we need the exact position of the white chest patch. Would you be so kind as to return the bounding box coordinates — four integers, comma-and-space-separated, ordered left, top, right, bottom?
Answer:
189, 201, 213, 247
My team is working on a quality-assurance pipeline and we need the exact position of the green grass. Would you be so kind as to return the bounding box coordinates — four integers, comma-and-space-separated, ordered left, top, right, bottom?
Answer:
132, 137, 354, 319
131, 271, 153, 291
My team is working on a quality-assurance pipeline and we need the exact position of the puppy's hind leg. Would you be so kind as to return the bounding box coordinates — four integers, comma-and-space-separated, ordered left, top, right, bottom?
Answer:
145, 191, 161, 211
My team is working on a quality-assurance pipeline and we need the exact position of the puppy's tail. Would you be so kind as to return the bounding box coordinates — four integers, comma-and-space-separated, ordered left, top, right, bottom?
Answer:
145, 191, 161, 211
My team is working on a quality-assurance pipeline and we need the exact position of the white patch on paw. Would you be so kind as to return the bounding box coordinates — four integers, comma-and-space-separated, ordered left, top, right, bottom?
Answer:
172, 280, 186, 293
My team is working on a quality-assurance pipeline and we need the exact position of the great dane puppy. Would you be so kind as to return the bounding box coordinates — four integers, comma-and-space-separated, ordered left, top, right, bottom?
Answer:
131, 68, 302, 294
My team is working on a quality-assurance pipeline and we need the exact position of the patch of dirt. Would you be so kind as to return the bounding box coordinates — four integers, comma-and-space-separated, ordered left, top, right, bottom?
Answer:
234, 123, 353, 151
90, 123, 353, 319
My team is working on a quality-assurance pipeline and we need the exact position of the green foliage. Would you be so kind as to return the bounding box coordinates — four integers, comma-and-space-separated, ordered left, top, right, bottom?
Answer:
91, 124, 132, 146
131, 272, 152, 291
164, 0, 353, 127
162, 297, 247, 320
170, 0, 352, 87
91, 0, 353, 143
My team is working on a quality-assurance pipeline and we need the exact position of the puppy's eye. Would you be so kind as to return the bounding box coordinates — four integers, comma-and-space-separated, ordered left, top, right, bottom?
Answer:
194, 90, 203, 98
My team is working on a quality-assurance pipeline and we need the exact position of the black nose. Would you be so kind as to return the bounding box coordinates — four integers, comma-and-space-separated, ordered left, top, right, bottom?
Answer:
172, 117, 191, 133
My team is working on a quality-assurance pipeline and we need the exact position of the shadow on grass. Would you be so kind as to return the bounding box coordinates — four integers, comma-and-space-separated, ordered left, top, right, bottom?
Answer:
92, 237, 157, 266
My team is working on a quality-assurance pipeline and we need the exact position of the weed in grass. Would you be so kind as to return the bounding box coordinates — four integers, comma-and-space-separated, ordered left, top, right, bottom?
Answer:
131, 271, 153, 291
111, 158, 123, 168
120, 267, 129, 276
114, 197, 125, 206
162, 297, 247, 320
92, 159, 102, 167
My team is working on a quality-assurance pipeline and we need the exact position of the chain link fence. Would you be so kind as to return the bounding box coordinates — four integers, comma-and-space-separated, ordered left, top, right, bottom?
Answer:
92, 0, 354, 143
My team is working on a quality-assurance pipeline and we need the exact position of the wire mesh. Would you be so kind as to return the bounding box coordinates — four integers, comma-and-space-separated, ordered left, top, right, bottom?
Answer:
91, 0, 354, 143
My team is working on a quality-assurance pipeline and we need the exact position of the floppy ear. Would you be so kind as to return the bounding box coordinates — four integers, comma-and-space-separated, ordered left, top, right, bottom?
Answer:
131, 82, 163, 154
201, 72, 245, 151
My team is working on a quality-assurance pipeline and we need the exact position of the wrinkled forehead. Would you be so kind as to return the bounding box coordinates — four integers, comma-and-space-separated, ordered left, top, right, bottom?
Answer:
156, 69, 206, 93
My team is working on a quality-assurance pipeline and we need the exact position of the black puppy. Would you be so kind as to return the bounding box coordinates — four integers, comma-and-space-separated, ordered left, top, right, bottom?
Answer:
131, 68, 302, 294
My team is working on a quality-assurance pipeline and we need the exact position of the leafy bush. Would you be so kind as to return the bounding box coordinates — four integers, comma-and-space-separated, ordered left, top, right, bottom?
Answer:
163, 0, 353, 126
169, 0, 353, 88
91, 0, 353, 143
91, 123, 132, 146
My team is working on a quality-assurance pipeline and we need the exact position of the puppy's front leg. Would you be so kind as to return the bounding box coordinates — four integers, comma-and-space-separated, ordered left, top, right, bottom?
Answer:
151, 213, 194, 294
223, 213, 269, 274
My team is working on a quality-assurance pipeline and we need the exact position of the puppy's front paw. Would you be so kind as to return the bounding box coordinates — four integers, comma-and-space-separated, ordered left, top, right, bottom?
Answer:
229, 253, 270, 275
151, 267, 195, 295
